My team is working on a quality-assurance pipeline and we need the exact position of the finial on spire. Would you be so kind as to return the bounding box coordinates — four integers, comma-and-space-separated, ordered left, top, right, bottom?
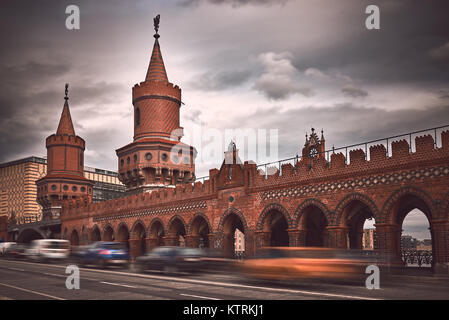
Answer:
64, 83, 69, 101
153, 14, 160, 38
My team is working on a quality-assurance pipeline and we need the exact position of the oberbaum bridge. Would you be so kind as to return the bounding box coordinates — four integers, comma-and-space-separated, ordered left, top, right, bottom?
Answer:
1, 16, 449, 274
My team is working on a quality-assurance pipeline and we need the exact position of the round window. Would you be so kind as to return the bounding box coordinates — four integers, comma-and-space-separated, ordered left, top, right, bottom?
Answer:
145, 153, 152, 161
161, 153, 168, 161
72, 186, 78, 192
63, 185, 68, 191
51, 185, 57, 191
81, 187, 86, 192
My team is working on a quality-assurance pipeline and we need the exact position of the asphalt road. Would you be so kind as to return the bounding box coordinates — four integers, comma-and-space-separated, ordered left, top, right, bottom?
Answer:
0, 258, 448, 300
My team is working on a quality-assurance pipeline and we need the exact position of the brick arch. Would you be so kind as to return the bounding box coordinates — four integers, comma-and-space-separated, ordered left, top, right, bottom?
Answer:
334, 193, 380, 226
130, 220, 147, 238
217, 207, 249, 234
381, 186, 436, 224
90, 224, 101, 242
69, 228, 80, 246
147, 218, 166, 236
167, 215, 188, 235
292, 198, 331, 228
188, 212, 212, 235
256, 203, 292, 231
102, 223, 115, 241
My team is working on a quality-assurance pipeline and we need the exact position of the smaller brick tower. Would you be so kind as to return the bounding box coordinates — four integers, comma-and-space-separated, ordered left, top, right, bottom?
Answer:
116, 15, 196, 194
36, 84, 93, 220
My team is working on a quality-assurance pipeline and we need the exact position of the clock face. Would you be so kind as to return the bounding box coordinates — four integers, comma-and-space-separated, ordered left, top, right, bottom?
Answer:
309, 147, 318, 158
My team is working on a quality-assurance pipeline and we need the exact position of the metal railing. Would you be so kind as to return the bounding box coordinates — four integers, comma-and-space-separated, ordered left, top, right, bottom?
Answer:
194, 124, 449, 182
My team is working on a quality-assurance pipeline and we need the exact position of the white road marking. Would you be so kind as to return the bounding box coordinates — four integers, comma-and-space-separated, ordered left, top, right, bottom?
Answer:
180, 293, 221, 300
42, 272, 66, 278
0, 282, 65, 300
0, 259, 381, 300
100, 281, 137, 289
7, 267, 25, 272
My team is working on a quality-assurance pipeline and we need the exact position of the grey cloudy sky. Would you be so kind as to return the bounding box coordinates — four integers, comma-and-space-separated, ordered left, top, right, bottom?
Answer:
0, 0, 448, 180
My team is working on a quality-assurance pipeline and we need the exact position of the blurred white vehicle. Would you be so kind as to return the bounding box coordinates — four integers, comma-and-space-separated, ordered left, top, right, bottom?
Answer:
0, 242, 17, 256
26, 239, 70, 262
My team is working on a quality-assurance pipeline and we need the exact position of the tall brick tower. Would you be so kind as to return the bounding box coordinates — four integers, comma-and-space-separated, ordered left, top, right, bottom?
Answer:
116, 15, 196, 194
36, 84, 93, 220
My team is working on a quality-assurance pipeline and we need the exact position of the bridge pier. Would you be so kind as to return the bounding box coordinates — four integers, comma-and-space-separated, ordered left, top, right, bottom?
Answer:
431, 220, 449, 274
326, 226, 349, 248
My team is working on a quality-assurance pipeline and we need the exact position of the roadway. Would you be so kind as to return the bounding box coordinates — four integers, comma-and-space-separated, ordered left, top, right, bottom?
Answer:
0, 258, 448, 300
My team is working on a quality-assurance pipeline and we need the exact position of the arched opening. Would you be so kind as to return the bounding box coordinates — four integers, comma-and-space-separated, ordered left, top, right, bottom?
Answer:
261, 210, 289, 247
70, 229, 80, 247
340, 200, 376, 249
298, 206, 328, 247
132, 222, 147, 256
91, 226, 101, 243
190, 216, 210, 248
168, 218, 186, 247
17, 228, 44, 243
222, 213, 245, 258
117, 224, 130, 249
103, 225, 114, 241
81, 226, 88, 245
391, 194, 434, 270
149, 220, 165, 247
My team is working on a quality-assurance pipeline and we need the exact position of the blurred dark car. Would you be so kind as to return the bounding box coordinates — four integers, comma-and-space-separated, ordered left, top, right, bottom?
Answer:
135, 246, 203, 275
197, 248, 234, 273
3, 243, 28, 260
76, 241, 130, 269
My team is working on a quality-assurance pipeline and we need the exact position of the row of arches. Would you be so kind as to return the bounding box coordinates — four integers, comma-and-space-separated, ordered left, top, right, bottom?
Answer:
60, 188, 447, 270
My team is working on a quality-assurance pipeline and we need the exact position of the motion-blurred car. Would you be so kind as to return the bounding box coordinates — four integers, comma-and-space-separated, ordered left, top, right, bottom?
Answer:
0, 242, 16, 256
238, 247, 376, 283
26, 239, 70, 262
135, 246, 203, 275
3, 243, 28, 259
76, 241, 130, 269
197, 248, 234, 273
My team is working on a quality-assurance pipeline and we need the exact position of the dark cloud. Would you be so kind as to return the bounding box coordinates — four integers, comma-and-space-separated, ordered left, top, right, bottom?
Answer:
187, 69, 252, 91
341, 86, 368, 98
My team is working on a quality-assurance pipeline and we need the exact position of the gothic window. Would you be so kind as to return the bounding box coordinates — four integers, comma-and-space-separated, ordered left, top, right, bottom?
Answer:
135, 108, 140, 126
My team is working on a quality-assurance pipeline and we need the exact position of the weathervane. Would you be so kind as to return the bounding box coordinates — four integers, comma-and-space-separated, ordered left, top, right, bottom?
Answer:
154, 14, 160, 38
64, 83, 69, 101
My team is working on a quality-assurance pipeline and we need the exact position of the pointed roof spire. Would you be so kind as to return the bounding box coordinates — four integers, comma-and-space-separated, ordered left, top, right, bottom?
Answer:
56, 83, 76, 136
145, 14, 168, 82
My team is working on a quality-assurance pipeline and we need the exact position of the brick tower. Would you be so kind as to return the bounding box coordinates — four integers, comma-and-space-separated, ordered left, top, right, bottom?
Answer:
36, 84, 93, 220
116, 15, 196, 194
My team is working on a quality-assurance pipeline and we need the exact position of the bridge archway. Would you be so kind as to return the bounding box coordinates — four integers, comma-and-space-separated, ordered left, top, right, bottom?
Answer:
116, 223, 130, 248
218, 208, 247, 258
168, 216, 187, 246
103, 224, 115, 241
335, 193, 379, 249
16, 228, 45, 243
148, 219, 165, 247
382, 188, 435, 269
131, 220, 147, 256
189, 214, 211, 248
298, 206, 328, 247
90, 225, 101, 242
257, 204, 290, 247
70, 229, 80, 246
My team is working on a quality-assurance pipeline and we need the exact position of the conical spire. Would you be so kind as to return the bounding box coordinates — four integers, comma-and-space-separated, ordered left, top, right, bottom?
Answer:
145, 15, 168, 82
56, 84, 75, 136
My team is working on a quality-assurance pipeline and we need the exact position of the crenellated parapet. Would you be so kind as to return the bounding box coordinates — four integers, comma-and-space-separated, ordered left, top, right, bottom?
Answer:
132, 81, 181, 105
45, 134, 85, 149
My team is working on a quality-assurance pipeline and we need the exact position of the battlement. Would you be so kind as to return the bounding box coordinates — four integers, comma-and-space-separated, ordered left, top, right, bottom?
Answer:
132, 81, 181, 103
62, 130, 449, 220
46, 134, 85, 149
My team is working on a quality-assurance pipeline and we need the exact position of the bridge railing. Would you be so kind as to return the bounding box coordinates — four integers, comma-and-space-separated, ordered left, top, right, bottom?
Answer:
195, 124, 449, 181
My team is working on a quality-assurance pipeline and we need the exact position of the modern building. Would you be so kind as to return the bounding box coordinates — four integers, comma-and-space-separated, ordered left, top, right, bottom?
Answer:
0, 156, 125, 224
401, 235, 418, 250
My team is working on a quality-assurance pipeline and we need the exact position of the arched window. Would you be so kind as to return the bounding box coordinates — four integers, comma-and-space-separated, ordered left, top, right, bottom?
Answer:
135, 108, 140, 126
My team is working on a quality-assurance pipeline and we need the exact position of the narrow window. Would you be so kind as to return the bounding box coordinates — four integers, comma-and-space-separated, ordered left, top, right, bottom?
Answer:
135, 107, 140, 126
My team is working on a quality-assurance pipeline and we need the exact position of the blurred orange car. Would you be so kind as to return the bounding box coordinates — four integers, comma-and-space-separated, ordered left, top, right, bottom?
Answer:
239, 247, 377, 281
